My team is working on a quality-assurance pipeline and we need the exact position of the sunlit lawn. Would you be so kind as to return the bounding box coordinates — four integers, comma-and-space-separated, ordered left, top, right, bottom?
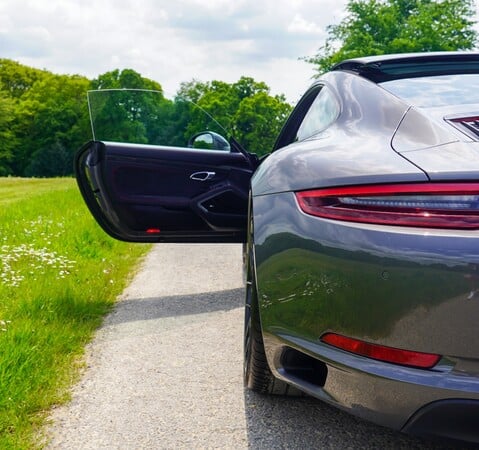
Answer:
0, 178, 150, 449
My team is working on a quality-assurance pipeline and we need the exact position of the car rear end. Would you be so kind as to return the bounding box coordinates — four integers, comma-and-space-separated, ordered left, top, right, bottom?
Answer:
254, 188, 479, 442
253, 53, 479, 443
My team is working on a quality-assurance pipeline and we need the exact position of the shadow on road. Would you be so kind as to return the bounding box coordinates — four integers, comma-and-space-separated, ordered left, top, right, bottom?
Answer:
243, 390, 458, 449
105, 287, 244, 325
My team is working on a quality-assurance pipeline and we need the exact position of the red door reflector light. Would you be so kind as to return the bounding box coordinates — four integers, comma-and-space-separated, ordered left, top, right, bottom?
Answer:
146, 228, 161, 234
296, 183, 479, 229
321, 332, 441, 369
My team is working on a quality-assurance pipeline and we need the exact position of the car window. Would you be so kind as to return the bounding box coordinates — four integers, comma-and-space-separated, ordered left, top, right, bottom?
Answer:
87, 89, 231, 151
380, 74, 479, 108
295, 86, 339, 141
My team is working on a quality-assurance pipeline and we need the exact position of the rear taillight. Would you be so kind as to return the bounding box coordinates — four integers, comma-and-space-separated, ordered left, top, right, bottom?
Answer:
295, 183, 479, 229
321, 333, 441, 369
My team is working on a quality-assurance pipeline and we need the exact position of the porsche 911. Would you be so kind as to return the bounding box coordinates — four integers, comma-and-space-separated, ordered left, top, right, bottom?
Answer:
75, 52, 479, 444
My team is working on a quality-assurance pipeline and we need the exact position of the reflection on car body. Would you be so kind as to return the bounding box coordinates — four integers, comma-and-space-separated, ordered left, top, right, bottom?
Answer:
76, 52, 479, 444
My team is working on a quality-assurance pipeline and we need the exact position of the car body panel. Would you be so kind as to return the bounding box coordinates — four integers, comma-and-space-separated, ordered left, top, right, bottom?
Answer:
251, 134, 429, 197
75, 53, 479, 443
264, 330, 479, 431
253, 71, 428, 196
252, 190, 479, 431
253, 191, 479, 356
391, 107, 459, 152
398, 141, 479, 180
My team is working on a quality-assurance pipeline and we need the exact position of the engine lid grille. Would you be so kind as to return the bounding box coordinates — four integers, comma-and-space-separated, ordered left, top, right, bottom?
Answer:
448, 116, 479, 139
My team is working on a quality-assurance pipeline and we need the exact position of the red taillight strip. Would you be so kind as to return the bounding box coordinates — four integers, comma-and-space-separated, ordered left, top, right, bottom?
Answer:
295, 183, 479, 229
297, 183, 479, 198
321, 333, 441, 369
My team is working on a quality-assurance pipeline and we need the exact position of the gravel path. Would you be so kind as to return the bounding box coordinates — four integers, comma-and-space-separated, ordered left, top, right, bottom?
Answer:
47, 244, 448, 449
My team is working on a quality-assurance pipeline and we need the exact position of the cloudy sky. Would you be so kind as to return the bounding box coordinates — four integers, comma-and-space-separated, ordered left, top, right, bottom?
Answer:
0, 0, 351, 103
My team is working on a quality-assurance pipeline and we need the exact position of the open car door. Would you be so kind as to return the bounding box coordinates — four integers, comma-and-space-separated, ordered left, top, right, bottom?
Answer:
75, 89, 258, 243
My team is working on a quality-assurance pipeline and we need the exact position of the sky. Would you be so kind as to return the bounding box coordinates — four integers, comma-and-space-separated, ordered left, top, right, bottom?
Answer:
0, 0, 350, 103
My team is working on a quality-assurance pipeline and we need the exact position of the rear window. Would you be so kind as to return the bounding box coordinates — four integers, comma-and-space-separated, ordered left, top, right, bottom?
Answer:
295, 87, 339, 141
380, 74, 479, 108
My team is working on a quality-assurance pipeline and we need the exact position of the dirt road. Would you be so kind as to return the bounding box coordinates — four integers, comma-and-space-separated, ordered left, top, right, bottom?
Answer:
47, 244, 444, 449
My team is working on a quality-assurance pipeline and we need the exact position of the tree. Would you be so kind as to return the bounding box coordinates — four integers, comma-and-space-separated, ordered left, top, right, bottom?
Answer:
15, 73, 91, 176
0, 60, 292, 176
0, 60, 92, 176
24, 141, 73, 177
0, 59, 47, 98
90, 68, 163, 92
89, 70, 174, 146
233, 92, 292, 154
0, 87, 17, 175
307, 0, 478, 74
177, 77, 291, 155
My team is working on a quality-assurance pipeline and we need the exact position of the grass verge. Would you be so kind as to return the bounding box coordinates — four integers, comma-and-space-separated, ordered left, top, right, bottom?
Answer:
0, 177, 150, 448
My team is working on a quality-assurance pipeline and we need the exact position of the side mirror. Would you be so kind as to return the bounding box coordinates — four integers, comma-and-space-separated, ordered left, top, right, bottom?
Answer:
188, 131, 231, 151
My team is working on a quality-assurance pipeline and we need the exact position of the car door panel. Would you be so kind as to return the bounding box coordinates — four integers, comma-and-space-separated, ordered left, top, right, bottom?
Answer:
75, 140, 254, 243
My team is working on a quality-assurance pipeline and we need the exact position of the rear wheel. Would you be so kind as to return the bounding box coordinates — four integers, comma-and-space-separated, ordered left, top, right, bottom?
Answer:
243, 253, 294, 395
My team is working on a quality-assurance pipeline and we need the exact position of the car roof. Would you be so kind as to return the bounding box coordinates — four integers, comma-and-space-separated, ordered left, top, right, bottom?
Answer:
332, 51, 479, 82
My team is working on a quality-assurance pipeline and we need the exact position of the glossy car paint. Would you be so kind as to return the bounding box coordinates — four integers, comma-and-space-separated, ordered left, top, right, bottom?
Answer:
248, 64, 479, 440
253, 71, 429, 197
251, 190, 479, 430
75, 53, 479, 443
247, 60, 479, 439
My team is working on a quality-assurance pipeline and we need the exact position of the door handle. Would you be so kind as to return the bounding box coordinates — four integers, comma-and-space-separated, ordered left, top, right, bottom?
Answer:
190, 171, 216, 181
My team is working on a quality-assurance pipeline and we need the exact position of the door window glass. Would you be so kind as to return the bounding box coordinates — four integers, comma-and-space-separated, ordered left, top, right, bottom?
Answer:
87, 89, 229, 150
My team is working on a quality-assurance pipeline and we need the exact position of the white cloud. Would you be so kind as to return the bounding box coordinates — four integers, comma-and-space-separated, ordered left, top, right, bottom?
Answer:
0, 0, 348, 101
288, 14, 323, 35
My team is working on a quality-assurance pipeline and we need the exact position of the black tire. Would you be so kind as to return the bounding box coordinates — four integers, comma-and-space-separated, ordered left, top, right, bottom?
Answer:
243, 254, 296, 395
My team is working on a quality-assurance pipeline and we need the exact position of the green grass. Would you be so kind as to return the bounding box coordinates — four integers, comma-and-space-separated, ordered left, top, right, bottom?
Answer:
0, 177, 150, 448
0, 178, 72, 206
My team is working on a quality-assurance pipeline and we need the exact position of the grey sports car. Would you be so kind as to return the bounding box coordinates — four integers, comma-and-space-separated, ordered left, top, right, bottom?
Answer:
76, 52, 479, 444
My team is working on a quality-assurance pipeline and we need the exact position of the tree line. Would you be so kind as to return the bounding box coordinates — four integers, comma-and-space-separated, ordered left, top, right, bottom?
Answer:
0, 60, 292, 177
1, 0, 477, 177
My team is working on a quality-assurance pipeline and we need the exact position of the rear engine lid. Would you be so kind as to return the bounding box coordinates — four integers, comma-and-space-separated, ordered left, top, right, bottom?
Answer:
384, 73, 479, 144
395, 140, 479, 181
392, 105, 479, 180
392, 107, 459, 152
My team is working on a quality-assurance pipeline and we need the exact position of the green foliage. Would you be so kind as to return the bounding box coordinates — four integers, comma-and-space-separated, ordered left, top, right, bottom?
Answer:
0, 178, 150, 448
0, 59, 46, 98
24, 141, 73, 177
88, 88, 178, 146
0, 61, 92, 176
178, 77, 292, 155
17, 74, 91, 177
91, 68, 163, 92
0, 88, 17, 175
306, 0, 478, 73
233, 92, 292, 154
0, 61, 291, 176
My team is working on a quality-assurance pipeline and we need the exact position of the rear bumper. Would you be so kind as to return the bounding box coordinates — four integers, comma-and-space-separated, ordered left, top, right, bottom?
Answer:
263, 332, 479, 440
403, 399, 479, 444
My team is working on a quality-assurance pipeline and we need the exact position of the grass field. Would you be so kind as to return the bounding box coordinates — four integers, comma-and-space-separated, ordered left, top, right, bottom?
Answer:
0, 177, 150, 448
